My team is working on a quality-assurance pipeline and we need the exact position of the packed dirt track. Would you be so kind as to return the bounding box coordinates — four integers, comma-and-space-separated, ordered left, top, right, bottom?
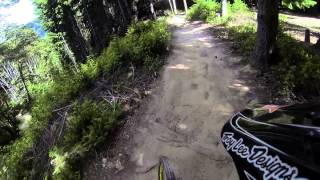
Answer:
84, 15, 265, 180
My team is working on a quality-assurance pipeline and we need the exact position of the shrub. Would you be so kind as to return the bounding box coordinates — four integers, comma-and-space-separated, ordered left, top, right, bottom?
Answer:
228, 23, 256, 56
99, 20, 170, 72
187, 0, 250, 25
143, 55, 163, 72
80, 58, 99, 82
49, 148, 79, 180
207, 14, 231, 25
64, 100, 121, 150
50, 99, 122, 179
230, 0, 249, 13
273, 33, 320, 95
187, 0, 220, 21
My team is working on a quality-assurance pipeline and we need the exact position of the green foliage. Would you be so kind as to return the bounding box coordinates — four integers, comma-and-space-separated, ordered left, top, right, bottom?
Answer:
34, 0, 77, 65
187, 0, 220, 21
273, 33, 320, 95
0, 70, 86, 178
28, 35, 64, 79
0, 19, 170, 179
282, 0, 317, 10
279, 14, 289, 23
33, 0, 66, 32
0, 26, 63, 104
64, 100, 121, 150
207, 14, 231, 25
80, 58, 99, 82
187, 0, 250, 24
99, 20, 170, 72
228, 24, 256, 56
0, 26, 38, 61
143, 55, 162, 71
49, 148, 80, 180
230, 0, 249, 12
50, 100, 122, 179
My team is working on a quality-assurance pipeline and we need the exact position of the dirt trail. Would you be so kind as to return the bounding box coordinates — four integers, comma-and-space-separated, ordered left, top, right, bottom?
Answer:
85, 15, 263, 180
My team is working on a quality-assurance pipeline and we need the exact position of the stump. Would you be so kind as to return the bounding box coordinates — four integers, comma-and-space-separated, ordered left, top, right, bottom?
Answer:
305, 29, 310, 44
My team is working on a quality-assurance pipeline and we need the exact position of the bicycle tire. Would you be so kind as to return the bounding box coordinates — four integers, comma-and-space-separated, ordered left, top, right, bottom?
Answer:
158, 156, 176, 180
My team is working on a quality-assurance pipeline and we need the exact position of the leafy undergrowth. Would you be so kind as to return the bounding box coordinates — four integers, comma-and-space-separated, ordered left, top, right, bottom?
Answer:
0, 19, 170, 179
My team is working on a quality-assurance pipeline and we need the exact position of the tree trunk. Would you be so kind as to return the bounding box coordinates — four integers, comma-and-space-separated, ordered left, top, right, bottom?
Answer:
253, 0, 279, 68
168, 0, 174, 13
116, 0, 133, 35
18, 64, 31, 103
117, 0, 130, 33
183, 0, 188, 14
120, 0, 132, 23
172, 0, 177, 14
83, 0, 114, 53
221, 0, 228, 17
62, 6, 89, 63
150, 0, 157, 20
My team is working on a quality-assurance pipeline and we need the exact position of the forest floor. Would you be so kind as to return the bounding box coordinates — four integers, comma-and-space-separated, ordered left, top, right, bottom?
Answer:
83, 15, 270, 180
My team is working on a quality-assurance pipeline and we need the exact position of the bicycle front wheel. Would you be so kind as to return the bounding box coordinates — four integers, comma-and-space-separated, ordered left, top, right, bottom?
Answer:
158, 156, 176, 180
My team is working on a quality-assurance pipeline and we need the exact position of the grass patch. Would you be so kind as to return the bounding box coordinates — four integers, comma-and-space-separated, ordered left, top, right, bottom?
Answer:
0, 19, 170, 179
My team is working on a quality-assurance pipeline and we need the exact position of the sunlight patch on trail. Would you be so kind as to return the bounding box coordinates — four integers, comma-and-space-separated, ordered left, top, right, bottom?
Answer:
168, 15, 186, 27
168, 64, 190, 70
203, 42, 213, 48
177, 123, 188, 130
228, 83, 250, 92
181, 25, 211, 35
